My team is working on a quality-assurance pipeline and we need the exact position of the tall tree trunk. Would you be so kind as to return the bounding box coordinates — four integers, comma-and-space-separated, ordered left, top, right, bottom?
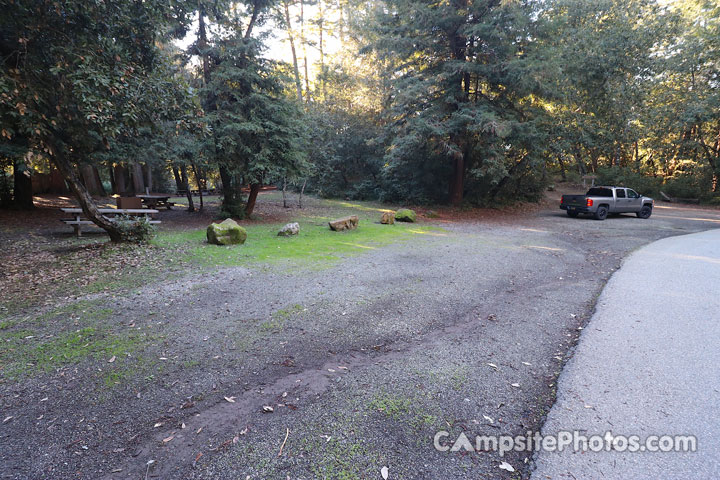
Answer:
283, 0, 304, 102
318, 0, 326, 100
131, 163, 144, 193
244, 2, 260, 39
108, 164, 117, 194
198, 10, 211, 84
13, 158, 34, 209
191, 162, 204, 212
282, 176, 288, 208
172, 165, 183, 191
142, 163, 152, 193
92, 166, 106, 196
245, 183, 261, 217
298, 178, 307, 208
300, 0, 310, 102
180, 165, 194, 212
114, 163, 127, 196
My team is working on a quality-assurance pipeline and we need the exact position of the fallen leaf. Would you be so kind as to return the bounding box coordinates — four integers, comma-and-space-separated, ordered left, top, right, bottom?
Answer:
521, 362, 531, 366
163, 435, 174, 443
487, 363, 498, 370
499, 461, 515, 472
262, 405, 274, 413
240, 427, 248, 435
483, 415, 494, 424
511, 383, 520, 388
108, 356, 116, 363
181, 423, 186, 429
224, 396, 236, 403
196, 427, 203, 434
381, 466, 389, 479
3, 416, 12, 424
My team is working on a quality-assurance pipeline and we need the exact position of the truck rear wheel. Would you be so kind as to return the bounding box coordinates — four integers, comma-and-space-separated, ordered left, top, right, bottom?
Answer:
594, 206, 608, 220
566, 210, 579, 218
637, 205, 652, 219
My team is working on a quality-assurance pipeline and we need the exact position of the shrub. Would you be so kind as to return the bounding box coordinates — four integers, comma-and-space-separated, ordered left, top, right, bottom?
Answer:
113, 215, 156, 243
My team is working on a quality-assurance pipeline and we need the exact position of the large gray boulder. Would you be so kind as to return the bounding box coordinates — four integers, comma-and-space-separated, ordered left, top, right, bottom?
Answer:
207, 218, 247, 245
328, 215, 359, 231
278, 222, 300, 236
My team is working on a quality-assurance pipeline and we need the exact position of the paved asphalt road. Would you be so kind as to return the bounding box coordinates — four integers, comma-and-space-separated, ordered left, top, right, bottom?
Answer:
532, 228, 720, 479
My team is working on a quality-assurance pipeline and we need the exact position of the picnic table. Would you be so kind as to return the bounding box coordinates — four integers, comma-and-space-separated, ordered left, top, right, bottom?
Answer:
60, 208, 160, 237
136, 194, 174, 210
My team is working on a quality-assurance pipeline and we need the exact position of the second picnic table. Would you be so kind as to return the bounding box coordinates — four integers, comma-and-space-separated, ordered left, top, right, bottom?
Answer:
136, 194, 174, 210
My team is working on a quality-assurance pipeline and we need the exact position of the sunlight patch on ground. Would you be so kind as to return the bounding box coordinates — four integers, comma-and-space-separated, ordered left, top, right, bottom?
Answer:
407, 229, 448, 237
323, 199, 395, 213
338, 242, 377, 250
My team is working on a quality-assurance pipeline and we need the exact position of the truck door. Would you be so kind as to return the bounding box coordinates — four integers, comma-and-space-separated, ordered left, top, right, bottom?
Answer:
626, 189, 642, 212
614, 188, 627, 212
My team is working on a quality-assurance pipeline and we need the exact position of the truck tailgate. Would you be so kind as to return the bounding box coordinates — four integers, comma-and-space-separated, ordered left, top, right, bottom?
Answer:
562, 195, 587, 207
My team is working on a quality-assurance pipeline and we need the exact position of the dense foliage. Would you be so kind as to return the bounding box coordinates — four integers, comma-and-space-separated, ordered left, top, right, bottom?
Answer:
2, 0, 720, 238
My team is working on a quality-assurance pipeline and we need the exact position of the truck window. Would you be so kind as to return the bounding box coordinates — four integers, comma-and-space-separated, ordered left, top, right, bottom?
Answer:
627, 189, 639, 198
586, 187, 613, 197
616, 189, 626, 198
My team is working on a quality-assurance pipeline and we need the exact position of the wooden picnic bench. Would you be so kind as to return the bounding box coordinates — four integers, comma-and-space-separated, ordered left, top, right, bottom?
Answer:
60, 208, 160, 237
136, 194, 175, 210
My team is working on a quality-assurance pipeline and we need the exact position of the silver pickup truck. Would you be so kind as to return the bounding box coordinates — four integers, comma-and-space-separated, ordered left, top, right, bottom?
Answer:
560, 186, 654, 220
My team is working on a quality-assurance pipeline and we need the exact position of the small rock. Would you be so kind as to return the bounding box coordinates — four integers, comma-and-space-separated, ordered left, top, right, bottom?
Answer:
278, 222, 300, 236
380, 212, 395, 224
328, 216, 359, 231
395, 208, 417, 222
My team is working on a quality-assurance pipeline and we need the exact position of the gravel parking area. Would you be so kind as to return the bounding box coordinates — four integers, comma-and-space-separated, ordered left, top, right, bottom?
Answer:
1, 198, 718, 479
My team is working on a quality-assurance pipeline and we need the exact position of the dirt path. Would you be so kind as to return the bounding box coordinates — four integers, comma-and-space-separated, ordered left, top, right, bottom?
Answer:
1, 200, 718, 479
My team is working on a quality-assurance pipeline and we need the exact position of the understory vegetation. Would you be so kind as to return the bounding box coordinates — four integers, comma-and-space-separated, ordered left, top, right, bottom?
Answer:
1, 0, 719, 239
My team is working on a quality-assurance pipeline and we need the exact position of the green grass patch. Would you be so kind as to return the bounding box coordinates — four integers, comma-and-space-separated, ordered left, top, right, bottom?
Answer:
0, 326, 145, 378
260, 304, 304, 332
36, 300, 113, 325
154, 220, 444, 269
369, 392, 413, 420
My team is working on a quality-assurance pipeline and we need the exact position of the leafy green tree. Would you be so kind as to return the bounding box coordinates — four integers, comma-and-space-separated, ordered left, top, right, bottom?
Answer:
0, 0, 192, 241
203, 34, 310, 217
534, 0, 671, 174
368, 0, 548, 205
